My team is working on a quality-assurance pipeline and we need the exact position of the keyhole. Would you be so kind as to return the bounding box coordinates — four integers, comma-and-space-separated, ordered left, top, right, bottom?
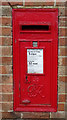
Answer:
26, 75, 28, 82
33, 41, 38, 47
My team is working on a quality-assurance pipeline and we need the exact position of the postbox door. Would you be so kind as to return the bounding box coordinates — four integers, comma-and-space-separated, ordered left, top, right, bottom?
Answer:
19, 40, 51, 106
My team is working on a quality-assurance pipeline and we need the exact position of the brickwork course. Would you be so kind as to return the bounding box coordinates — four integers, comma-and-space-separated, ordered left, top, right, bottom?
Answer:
0, 0, 67, 119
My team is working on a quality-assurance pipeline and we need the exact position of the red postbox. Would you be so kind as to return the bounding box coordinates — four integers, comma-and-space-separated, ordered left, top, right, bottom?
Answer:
12, 9, 58, 112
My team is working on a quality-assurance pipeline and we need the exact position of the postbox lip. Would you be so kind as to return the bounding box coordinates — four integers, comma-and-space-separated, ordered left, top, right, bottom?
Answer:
12, 8, 58, 12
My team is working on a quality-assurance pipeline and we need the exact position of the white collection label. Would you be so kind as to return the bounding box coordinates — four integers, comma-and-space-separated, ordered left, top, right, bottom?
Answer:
27, 49, 43, 73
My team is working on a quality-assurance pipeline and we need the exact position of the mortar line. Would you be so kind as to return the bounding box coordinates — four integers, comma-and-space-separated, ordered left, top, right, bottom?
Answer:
0, 26, 12, 28
1, 5, 11, 7
58, 56, 67, 58
0, 93, 13, 94
0, 36, 67, 38
0, 84, 13, 85
0, 16, 11, 18
0, 36, 12, 38
1, 5, 67, 8
59, 46, 67, 48
0, 46, 12, 47
0, 56, 12, 57
59, 21, 66, 22
0, 56, 13, 57
58, 93, 67, 94
2, 110, 13, 112
59, 16, 67, 18
8, 110, 13, 112
58, 75, 67, 76
59, 36, 67, 38
0, 83, 13, 85
58, 102, 66, 104
59, 27, 67, 28
58, 65, 66, 67
0, 102, 13, 103
0, 74, 13, 75
54, 0, 56, 7
23, 0, 25, 6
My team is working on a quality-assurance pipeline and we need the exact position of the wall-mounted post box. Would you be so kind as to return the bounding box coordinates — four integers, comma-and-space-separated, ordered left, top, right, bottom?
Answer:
12, 9, 58, 112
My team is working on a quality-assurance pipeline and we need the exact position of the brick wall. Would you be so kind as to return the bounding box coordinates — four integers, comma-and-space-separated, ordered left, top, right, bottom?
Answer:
0, 0, 67, 119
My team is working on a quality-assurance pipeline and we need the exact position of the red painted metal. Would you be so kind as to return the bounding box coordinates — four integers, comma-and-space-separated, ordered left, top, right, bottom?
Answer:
12, 8, 58, 112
